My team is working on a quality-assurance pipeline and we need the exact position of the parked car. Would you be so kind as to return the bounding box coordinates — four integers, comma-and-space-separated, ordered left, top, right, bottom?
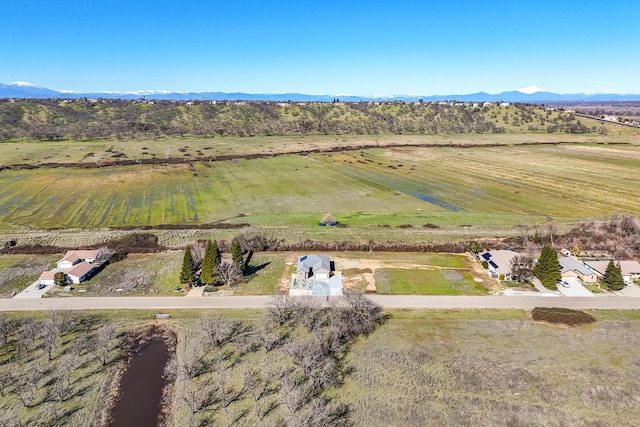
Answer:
36, 284, 46, 290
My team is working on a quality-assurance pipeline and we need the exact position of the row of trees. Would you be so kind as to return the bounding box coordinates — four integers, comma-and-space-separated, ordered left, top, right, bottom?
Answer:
0, 99, 599, 141
179, 239, 246, 288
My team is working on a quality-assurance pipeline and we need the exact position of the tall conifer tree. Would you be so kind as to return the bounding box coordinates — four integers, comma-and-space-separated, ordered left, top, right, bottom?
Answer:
180, 246, 196, 286
602, 259, 625, 291
200, 240, 219, 286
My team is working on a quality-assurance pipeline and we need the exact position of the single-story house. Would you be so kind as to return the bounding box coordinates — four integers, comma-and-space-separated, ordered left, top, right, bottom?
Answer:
583, 260, 640, 281
56, 250, 99, 269
66, 261, 96, 284
559, 257, 598, 283
479, 250, 519, 279
291, 254, 343, 296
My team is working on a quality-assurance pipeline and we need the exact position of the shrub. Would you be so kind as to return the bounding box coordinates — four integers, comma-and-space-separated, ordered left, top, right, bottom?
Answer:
482, 260, 489, 269
498, 274, 505, 280
531, 307, 596, 326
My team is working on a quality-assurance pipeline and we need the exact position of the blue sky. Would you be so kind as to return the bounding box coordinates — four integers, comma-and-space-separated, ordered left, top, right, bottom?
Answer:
1, 0, 639, 95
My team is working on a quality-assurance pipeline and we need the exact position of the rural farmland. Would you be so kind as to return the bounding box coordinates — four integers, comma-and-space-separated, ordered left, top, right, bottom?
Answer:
1, 142, 639, 236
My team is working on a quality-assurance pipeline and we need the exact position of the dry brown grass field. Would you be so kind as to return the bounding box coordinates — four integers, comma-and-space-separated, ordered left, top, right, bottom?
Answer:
3, 306, 640, 427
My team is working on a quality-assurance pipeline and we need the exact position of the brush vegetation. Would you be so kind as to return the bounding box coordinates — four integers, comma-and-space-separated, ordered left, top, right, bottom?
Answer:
0, 100, 622, 142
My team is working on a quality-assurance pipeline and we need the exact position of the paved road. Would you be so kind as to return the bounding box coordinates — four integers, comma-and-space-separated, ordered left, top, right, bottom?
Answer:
1, 295, 640, 312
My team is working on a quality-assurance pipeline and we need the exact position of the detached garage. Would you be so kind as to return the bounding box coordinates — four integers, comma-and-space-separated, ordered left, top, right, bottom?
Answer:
38, 271, 56, 285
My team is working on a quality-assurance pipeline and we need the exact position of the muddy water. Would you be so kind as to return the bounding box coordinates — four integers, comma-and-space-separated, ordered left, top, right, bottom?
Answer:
108, 336, 169, 427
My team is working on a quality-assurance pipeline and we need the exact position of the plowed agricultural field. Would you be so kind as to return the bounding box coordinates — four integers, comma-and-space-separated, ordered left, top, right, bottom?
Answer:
1, 143, 639, 229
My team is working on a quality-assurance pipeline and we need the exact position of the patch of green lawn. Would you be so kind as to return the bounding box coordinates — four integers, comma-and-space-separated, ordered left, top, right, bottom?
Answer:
374, 268, 487, 295
234, 253, 285, 295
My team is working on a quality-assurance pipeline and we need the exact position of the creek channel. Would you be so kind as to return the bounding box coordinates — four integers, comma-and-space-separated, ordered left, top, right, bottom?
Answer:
108, 325, 174, 427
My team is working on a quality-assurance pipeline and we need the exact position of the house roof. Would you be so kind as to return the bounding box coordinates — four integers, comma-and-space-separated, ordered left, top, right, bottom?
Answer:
584, 260, 640, 277
479, 250, 518, 276
559, 257, 595, 276
39, 270, 57, 280
61, 250, 99, 262
66, 261, 95, 278
297, 254, 331, 274
60, 253, 81, 264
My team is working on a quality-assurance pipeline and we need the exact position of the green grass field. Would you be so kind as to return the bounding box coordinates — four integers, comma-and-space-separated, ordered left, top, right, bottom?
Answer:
1, 139, 640, 235
374, 268, 487, 295
229, 253, 284, 295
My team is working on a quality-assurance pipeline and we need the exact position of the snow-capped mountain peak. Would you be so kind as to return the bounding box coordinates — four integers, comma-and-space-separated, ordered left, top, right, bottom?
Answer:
517, 85, 544, 95
9, 81, 37, 87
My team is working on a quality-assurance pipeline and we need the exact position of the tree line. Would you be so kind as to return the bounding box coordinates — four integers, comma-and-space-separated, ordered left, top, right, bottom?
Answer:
0, 99, 600, 141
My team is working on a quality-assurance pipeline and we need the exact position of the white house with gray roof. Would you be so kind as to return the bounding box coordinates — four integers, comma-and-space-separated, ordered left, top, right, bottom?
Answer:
559, 257, 598, 283
291, 254, 343, 296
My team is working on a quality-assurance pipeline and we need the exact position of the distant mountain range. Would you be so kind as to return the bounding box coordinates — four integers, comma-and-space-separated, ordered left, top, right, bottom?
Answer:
1, 82, 639, 103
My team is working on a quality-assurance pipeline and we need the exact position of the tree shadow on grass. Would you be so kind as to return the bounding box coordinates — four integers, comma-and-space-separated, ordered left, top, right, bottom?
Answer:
244, 262, 270, 277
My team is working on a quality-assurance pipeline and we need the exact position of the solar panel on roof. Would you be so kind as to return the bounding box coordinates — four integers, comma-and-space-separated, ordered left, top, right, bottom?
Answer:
489, 261, 499, 269
300, 255, 307, 261
482, 253, 492, 260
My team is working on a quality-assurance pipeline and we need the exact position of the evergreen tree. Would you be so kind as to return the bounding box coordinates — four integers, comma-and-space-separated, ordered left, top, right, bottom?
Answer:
212, 239, 221, 264
200, 240, 219, 286
534, 245, 561, 290
54, 272, 67, 286
180, 246, 196, 286
602, 259, 625, 291
230, 238, 244, 271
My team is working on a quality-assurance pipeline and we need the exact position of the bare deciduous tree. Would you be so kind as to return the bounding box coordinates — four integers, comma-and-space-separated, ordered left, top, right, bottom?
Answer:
267, 294, 299, 327
0, 366, 12, 397
278, 375, 311, 419
52, 371, 71, 402
547, 220, 557, 247
203, 315, 242, 348
16, 317, 38, 354
330, 291, 385, 342
516, 224, 531, 248
510, 255, 534, 283
284, 338, 327, 379
42, 319, 61, 361
295, 297, 329, 333
258, 321, 290, 352
95, 246, 114, 263
181, 378, 214, 415
178, 330, 207, 378
87, 323, 116, 366
0, 312, 11, 347
218, 259, 243, 288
